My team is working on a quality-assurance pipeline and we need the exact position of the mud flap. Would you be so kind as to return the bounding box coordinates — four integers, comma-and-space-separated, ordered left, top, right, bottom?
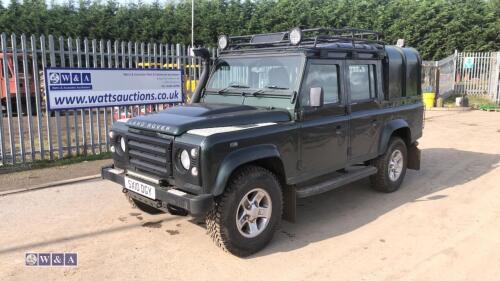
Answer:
407, 144, 421, 170
282, 186, 296, 222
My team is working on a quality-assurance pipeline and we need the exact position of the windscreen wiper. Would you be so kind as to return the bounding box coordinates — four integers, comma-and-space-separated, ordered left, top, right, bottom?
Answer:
218, 84, 250, 95
242, 89, 265, 97
264, 85, 289, 90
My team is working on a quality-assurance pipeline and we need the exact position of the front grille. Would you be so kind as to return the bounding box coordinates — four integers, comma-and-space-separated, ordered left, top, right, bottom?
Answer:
126, 131, 172, 178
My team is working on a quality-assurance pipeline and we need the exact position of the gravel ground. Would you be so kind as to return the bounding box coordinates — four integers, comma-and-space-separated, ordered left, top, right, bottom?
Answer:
0, 110, 499, 281
0, 159, 112, 193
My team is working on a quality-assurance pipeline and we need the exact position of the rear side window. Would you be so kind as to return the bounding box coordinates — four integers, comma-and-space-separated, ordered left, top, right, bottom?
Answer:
301, 63, 340, 105
349, 65, 376, 101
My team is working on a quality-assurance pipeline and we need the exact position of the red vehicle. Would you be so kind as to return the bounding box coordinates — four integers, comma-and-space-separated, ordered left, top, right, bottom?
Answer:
0, 53, 37, 115
113, 105, 155, 121
112, 104, 179, 121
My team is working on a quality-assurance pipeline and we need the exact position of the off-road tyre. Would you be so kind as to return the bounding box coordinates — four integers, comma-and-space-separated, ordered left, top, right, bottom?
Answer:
370, 137, 407, 193
129, 197, 164, 215
206, 165, 283, 257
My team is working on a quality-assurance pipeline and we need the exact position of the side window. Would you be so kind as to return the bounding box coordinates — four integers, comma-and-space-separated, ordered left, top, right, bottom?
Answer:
301, 63, 340, 106
349, 64, 377, 101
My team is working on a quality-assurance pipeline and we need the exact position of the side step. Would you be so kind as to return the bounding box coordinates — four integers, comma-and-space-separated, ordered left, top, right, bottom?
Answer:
295, 166, 378, 198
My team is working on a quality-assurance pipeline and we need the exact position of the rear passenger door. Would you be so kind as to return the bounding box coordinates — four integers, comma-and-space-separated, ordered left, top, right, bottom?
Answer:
347, 60, 383, 163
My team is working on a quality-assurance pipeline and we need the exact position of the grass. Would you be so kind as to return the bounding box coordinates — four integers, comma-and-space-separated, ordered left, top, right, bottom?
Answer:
0, 152, 112, 174
443, 94, 497, 109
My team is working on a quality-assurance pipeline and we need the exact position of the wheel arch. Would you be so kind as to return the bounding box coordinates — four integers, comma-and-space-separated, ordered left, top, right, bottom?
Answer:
378, 119, 412, 155
212, 144, 285, 196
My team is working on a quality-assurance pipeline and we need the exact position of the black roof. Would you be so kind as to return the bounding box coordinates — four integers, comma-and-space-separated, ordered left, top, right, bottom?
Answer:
220, 27, 386, 54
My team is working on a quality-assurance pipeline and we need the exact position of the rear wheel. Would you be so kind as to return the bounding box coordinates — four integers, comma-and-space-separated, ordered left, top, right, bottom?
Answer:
206, 165, 282, 257
370, 137, 407, 192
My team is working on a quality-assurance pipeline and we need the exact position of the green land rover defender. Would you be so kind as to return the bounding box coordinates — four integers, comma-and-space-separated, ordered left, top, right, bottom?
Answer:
102, 27, 423, 256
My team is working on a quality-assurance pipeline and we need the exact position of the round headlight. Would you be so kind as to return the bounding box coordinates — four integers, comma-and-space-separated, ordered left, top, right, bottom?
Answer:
191, 167, 198, 176
218, 35, 228, 50
180, 150, 191, 170
119, 136, 126, 152
289, 27, 302, 45
190, 148, 198, 158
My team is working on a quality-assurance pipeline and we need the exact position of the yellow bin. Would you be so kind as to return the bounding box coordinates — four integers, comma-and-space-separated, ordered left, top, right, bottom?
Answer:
422, 92, 436, 109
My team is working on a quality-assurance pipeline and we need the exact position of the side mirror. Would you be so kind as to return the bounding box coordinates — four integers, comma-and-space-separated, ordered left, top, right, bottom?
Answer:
309, 87, 324, 107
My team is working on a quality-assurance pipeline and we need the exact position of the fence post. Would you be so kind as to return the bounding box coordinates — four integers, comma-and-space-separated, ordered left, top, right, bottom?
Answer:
82, 38, 89, 156
176, 44, 181, 70
68, 37, 80, 156
40, 35, 54, 160
452, 49, 458, 95
48, 35, 64, 159
0, 33, 10, 165
59, 36, 72, 157
21, 34, 36, 161
2, 33, 17, 164
490, 52, 500, 104
434, 60, 440, 96
30, 34, 44, 160
89, 39, 97, 155
9, 34, 26, 163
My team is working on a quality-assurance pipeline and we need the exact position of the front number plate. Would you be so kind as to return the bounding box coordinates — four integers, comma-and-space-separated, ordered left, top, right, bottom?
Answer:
124, 177, 156, 200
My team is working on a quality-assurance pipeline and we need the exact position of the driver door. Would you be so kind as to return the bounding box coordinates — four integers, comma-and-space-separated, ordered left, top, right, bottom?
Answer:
298, 59, 348, 181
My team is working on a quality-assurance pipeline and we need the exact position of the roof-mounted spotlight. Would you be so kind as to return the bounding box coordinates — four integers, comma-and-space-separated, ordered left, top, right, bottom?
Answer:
218, 35, 229, 50
289, 27, 302, 45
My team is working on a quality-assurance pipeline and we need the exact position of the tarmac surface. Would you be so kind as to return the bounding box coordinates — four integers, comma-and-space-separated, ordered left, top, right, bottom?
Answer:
1, 110, 499, 281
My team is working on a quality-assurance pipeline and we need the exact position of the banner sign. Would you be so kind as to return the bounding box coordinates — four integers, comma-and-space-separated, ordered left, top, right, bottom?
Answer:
45, 68, 183, 110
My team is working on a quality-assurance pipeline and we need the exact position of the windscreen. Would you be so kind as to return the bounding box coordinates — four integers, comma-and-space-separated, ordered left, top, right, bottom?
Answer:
207, 55, 303, 91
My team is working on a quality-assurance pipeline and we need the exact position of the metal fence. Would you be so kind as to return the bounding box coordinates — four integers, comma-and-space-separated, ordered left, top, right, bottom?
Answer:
0, 33, 214, 166
1, 33, 499, 167
423, 51, 500, 102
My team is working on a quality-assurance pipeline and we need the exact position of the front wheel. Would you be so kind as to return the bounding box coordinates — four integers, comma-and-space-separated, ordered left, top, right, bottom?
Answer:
206, 165, 282, 257
370, 137, 407, 192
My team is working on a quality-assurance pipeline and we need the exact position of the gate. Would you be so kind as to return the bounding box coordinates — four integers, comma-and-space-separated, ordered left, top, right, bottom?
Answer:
455, 51, 500, 103
425, 51, 500, 103
0, 33, 215, 166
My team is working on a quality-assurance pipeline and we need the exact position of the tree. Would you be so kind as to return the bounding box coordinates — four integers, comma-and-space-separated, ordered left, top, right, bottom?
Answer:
0, 0, 497, 60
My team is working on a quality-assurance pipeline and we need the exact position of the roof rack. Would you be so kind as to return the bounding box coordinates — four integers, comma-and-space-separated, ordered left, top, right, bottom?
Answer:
220, 27, 386, 51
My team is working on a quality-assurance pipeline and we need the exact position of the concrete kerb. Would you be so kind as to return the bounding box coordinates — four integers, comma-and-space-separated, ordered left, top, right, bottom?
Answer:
0, 174, 101, 196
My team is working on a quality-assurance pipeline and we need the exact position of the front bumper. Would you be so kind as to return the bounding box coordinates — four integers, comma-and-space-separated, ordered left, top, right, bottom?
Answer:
101, 165, 213, 216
